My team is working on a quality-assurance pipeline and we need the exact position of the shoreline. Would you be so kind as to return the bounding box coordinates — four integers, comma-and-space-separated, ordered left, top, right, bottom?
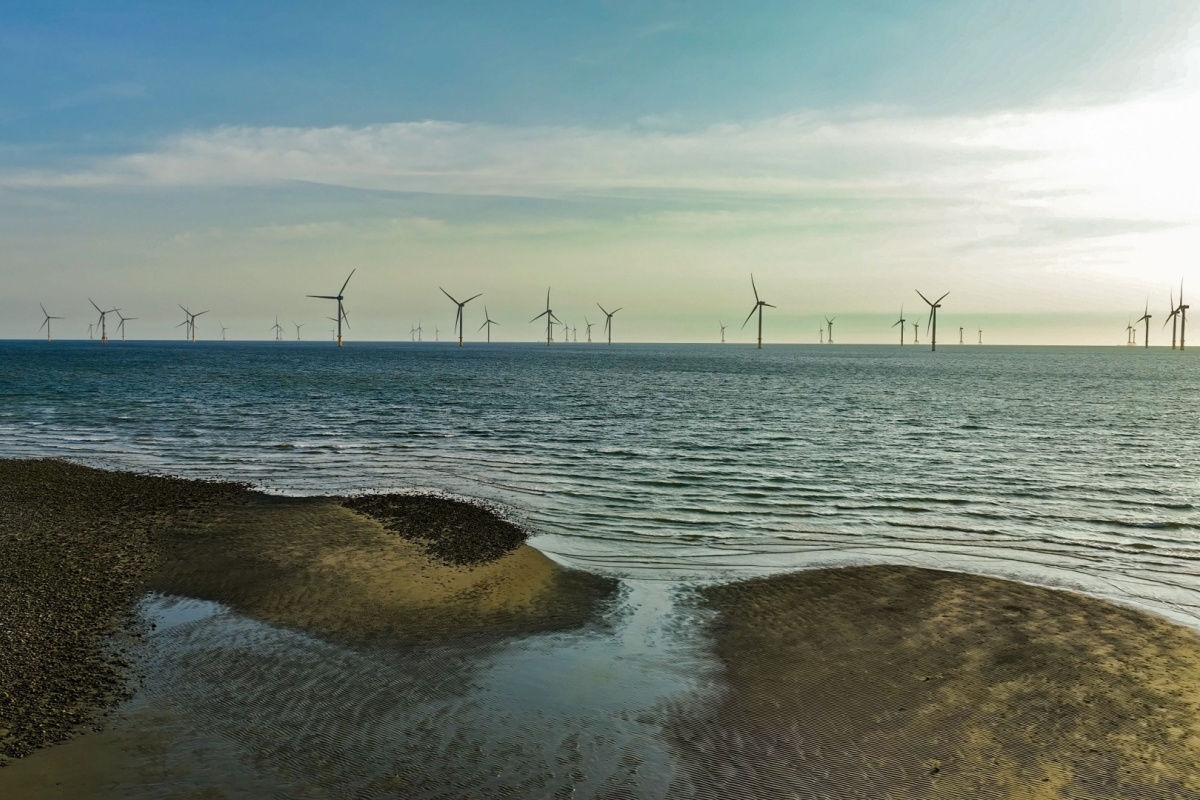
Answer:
0, 458, 617, 765
3, 458, 1200, 797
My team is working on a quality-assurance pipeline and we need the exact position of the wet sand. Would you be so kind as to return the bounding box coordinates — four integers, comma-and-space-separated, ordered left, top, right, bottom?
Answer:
670, 565, 1200, 799
5, 459, 1200, 798
0, 458, 616, 768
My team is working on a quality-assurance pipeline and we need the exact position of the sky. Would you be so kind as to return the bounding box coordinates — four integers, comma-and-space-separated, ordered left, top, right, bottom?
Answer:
3, 0, 1200, 344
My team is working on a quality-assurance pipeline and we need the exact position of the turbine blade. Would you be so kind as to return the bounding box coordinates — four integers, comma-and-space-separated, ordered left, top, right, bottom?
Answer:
465, 293, 482, 304
40, 303, 48, 317
751, 274, 759, 303
742, 305, 757, 328
531, 310, 549, 323
440, 287, 458, 304
339, 269, 356, 295
478, 319, 489, 331
936, 292, 950, 304
612, 307, 622, 315
308, 295, 338, 300
597, 303, 608, 316
40, 318, 48, 331
763, 303, 776, 308
915, 290, 933, 306
90, 299, 102, 313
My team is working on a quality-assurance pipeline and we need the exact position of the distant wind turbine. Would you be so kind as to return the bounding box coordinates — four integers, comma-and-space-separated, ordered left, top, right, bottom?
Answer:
87, 323, 94, 340
307, 269, 354, 347
978, 328, 983, 344
719, 321, 727, 343
916, 290, 949, 351
116, 311, 136, 342
270, 316, 284, 341
435, 327, 439, 342
912, 319, 920, 345
177, 305, 207, 342
478, 306, 499, 342
741, 274, 775, 349
959, 326, 964, 344
89, 299, 118, 344
1166, 288, 1179, 349
441, 287, 482, 346
1126, 317, 1135, 346
597, 303, 622, 344
584, 317, 595, 343
221, 324, 229, 341
819, 328, 823, 344
293, 321, 304, 341
1135, 299, 1152, 349
1179, 281, 1189, 350
824, 316, 836, 344
531, 288, 562, 345
39, 304, 64, 341
415, 320, 423, 342
892, 305, 906, 345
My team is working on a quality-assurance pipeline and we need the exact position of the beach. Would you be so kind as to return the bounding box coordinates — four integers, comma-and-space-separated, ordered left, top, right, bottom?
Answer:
3, 459, 1200, 798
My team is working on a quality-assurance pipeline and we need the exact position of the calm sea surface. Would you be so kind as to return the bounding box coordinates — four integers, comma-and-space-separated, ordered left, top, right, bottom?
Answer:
2, 340, 1198, 626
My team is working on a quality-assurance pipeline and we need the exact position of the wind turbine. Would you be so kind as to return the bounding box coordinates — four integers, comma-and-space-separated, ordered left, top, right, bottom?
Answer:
959, 326, 964, 344
270, 316, 284, 341
221, 324, 229, 341
441, 287, 482, 346
912, 319, 920, 345
1126, 317, 1135, 346
39, 304, 64, 341
1136, 299, 1152, 349
478, 306, 499, 342
177, 306, 207, 342
916, 290, 949, 351
115, 311, 136, 341
892, 305, 906, 345
410, 325, 417, 342
819, 328, 824, 344
1179, 281, 1189, 350
597, 303, 622, 344
531, 288, 562, 345
87, 323, 94, 340
435, 327, 439, 342
307, 269, 355, 347
978, 328, 983, 344
1165, 289, 1180, 349
824, 316, 836, 344
89, 299, 118, 344
573, 325, 578, 343
741, 274, 775, 349
584, 317, 595, 343
293, 321, 304, 341
415, 320, 423, 342
719, 321, 727, 343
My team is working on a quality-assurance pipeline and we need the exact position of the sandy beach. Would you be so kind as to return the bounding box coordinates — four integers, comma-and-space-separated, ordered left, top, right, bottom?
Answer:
3, 459, 1200, 798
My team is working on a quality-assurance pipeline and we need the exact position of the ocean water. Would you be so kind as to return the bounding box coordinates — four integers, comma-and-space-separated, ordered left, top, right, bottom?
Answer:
2, 340, 1198, 626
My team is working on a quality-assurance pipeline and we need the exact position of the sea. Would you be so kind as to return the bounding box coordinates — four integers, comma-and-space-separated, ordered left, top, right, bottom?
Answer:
3, 339, 1198, 628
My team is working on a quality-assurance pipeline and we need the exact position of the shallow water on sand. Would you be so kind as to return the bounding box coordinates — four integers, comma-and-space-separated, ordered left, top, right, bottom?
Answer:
2, 341, 1199, 625
60, 587, 716, 799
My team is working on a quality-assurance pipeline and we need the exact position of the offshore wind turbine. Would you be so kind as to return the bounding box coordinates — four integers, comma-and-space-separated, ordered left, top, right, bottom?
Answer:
39, 304, 64, 341
116, 311, 136, 341
221, 324, 229, 341
1179, 281, 1189, 350
177, 305, 207, 342
89, 299, 118, 344
912, 319, 920, 345
892, 305, 906, 345
824, 316, 836, 343
293, 321, 304, 341
478, 306, 499, 342
597, 303, 622, 344
1166, 289, 1180, 349
441, 287, 482, 346
741, 274, 775, 349
531, 288, 562, 345
1126, 317, 1135, 345
819, 328, 823, 344
959, 326, 964, 344
307, 269, 355, 347
87, 323, 94, 340
584, 317, 595, 343
1135, 299, 1152, 349
270, 316, 284, 341
415, 320, 423, 342
719, 321, 727, 343
916, 290, 949, 351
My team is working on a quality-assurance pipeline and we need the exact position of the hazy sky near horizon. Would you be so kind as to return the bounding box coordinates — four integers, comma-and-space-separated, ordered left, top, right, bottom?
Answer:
3, 1, 1200, 343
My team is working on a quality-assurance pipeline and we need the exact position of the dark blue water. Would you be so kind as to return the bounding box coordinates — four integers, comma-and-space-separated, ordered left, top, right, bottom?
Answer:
2, 340, 1198, 626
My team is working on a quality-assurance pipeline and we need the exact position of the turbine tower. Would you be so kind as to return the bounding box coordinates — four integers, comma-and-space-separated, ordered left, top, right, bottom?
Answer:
116, 311, 136, 341
892, 305, 906, 345
1179, 281, 1189, 350
741, 274, 775, 349
441, 287, 482, 346
1165, 289, 1180, 349
719, 321, 727, 343
916, 290, 949, 351
39, 304, 64, 341
1135, 299, 1152, 349
597, 304, 622, 344
530, 288, 561, 345
824, 316, 836, 344
89, 299, 118, 344
478, 306, 499, 342
308, 269, 355, 347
